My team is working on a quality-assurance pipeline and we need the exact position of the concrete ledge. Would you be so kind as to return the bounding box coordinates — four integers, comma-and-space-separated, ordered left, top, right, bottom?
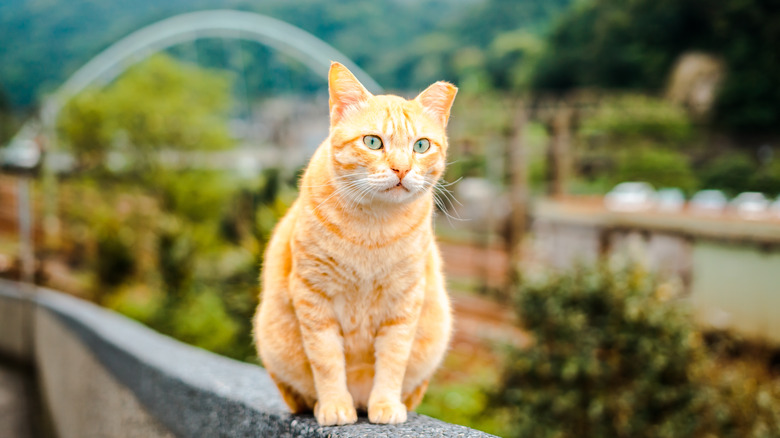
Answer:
0, 280, 495, 437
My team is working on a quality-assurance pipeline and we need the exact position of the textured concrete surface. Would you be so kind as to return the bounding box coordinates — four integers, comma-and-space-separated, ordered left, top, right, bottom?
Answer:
0, 284, 34, 362
36, 309, 175, 438
0, 280, 496, 437
0, 359, 37, 438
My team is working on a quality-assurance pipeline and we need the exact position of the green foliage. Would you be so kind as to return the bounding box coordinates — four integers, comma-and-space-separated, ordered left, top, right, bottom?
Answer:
152, 170, 234, 223
53, 55, 298, 362
581, 95, 693, 144
0, 85, 18, 148
95, 223, 135, 290
532, 0, 780, 133
492, 265, 780, 437
55, 90, 111, 171
103, 284, 165, 324
576, 95, 698, 192
1, 0, 576, 112
420, 381, 507, 436
699, 153, 780, 196
157, 224, 195, 297
494, 265, 704, 438
62, 167, 297, 362
616, 148, 697, 193
168, 286, 241, 356
699, 154, 756, 197
57, 54, 233, 173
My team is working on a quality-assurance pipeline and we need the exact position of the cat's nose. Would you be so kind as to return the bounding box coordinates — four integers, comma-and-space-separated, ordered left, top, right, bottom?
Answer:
391, 167, 409, 179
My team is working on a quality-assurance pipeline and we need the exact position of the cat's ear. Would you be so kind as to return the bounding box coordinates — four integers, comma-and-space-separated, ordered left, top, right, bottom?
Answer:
415, 82, 458, 126
329, 62, 371, 124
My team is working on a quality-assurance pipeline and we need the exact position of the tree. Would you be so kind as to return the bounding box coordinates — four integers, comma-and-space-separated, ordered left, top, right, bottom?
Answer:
531, 0, 780, 134
57, 54, 233, 174
493, 265, 706, 437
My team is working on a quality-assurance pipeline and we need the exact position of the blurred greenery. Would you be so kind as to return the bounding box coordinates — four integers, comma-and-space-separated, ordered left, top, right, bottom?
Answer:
531, 0, 780, 134
580, 95, 693, 145
491, 264, 780, 438
576, 95, 700, 194
5, 0, 779, 196
58, 54, 233, 174
53, 56, 300, 362
698, 153, 780, 197
0, 0, 572, 108
5, 0, 780, 135
616, 148, 698, 194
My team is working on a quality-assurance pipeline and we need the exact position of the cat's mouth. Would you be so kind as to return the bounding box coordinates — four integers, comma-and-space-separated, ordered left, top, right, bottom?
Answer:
385, 182, 409, 192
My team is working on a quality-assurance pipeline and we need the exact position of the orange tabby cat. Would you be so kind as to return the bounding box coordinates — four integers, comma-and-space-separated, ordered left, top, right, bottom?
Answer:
253, 62, 457, 426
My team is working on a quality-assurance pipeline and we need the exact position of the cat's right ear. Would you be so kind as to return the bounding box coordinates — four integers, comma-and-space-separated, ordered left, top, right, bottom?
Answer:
329, 62, 371, 124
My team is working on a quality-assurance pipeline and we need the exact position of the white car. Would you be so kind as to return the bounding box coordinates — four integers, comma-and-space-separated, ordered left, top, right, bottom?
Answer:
604, 182, 656, 212
731, 192, 770, 219
690, 190, 728, 215
656, 188, 685, 212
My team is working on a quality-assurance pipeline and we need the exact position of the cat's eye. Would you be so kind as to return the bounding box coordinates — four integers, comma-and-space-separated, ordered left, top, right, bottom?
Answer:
363, 135, 383, 150
413, 138, 431, 153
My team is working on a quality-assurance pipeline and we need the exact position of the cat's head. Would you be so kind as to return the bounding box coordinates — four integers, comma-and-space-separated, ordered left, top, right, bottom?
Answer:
326, 62, 457, 205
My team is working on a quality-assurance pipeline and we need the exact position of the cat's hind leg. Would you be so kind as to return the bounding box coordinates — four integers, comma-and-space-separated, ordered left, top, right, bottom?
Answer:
269, 372, 312, 414
254, 284, 317, 413
403, 379, 429, 410
401, 274, 452, 411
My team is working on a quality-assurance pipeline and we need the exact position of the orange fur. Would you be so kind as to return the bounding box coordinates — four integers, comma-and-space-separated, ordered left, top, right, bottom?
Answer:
253, 62, 457, 426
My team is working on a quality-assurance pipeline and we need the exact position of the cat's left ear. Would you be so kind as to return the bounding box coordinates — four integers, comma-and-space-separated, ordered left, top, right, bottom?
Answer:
329, 62, 372, 124
415, 82, 458, 126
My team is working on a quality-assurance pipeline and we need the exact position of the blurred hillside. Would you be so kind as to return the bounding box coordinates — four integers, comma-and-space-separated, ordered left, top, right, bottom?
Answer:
0, 0, 571, 110
3, 0, 779, 137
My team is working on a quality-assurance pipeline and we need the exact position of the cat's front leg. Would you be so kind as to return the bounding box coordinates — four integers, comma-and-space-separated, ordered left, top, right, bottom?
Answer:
368, 287, 424, 424
290, 275, 357, 426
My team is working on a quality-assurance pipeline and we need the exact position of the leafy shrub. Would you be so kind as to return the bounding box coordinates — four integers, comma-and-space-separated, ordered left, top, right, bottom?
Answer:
580, 95, 693, 145
95, 225, 135, 290
168, 286, 241, 357
157, 224, 195, 298
699, 153, 780, 197
699, 154, 755, 196
492, 264, 780, 438
616, 148, 698, 193
493, 265, 705, 438
57, 54, 233, 174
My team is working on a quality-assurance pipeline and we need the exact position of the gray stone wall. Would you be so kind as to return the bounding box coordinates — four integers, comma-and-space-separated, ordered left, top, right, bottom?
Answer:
0, 280, 495, 438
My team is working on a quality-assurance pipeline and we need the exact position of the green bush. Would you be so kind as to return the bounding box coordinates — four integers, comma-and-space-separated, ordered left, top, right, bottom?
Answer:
492, 264, 780, 438
168, 285, 241, 357
581, 95, 693, 144
493, 265, 705, 438
699, 154, 755, 196
616, 148, 698, 193
699, 153, 780, 197
95, 224, 135, 290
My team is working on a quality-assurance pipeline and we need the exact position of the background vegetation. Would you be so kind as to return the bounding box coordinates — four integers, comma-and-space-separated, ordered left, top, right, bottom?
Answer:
492, 265, 780, 438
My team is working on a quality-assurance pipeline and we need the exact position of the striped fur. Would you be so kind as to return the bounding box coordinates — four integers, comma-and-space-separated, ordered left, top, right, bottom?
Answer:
253, 63, 457, 426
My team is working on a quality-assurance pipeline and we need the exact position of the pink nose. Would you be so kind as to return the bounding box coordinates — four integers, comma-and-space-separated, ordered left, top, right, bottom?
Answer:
391, 167, 409, 179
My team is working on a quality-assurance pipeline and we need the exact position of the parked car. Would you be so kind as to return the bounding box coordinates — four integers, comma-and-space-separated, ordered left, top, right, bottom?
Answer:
604, 182, 656, 212
656, 188, 685, 212
690, 190, 728, 215
731, 192, 770, 219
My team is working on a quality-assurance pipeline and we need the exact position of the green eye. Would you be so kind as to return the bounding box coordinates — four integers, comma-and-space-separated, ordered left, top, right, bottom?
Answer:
363, 135, 383, 150
413, 138, 431, 153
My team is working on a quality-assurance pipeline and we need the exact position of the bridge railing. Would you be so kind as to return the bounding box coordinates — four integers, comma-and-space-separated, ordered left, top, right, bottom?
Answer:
0, 279, 494, 437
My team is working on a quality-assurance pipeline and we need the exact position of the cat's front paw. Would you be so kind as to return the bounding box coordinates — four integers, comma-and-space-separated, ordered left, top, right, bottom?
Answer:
314, 397, 358, 426
368, 399, 407, 424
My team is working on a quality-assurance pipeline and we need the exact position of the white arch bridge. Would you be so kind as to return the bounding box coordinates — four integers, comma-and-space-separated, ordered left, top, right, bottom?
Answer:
2, 9, 382, 169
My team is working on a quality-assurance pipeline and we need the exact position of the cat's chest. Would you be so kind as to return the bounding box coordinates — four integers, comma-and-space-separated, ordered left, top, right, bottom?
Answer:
327, 249, 423, 331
